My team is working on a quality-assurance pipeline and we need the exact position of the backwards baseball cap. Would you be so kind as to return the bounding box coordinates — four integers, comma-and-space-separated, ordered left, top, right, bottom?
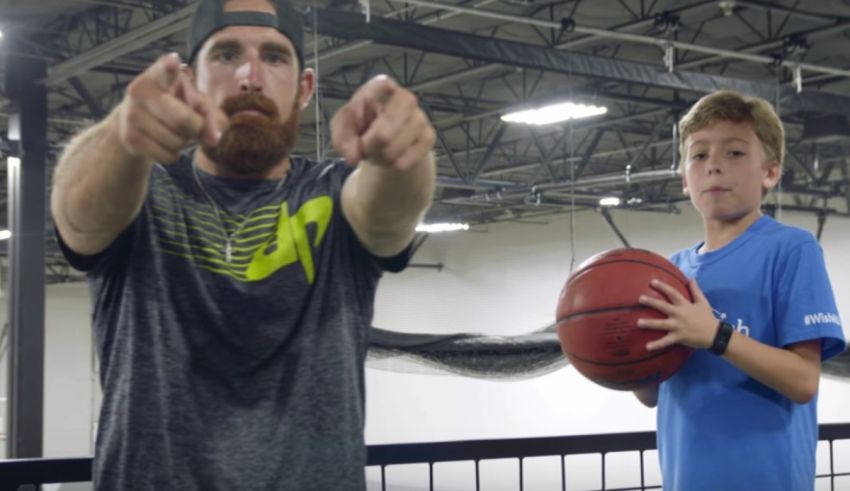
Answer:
187, 0, 305, 69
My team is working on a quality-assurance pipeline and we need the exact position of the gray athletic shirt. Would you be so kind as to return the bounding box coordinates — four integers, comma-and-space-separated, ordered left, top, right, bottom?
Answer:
59, 154, 408, 490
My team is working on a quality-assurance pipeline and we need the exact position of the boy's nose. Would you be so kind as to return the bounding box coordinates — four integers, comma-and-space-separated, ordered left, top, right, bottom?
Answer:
706, 155, 723, 174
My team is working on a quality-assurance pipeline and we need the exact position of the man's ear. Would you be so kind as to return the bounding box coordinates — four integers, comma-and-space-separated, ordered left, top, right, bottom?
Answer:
298, 68, 316, 109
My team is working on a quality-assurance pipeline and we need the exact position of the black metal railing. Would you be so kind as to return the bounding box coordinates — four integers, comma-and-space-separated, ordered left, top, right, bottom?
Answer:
366, 430, 660, 491
1, 423, 848, 491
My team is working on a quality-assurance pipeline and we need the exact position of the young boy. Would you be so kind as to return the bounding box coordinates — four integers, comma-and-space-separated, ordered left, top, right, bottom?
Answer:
633, 90, 846, 491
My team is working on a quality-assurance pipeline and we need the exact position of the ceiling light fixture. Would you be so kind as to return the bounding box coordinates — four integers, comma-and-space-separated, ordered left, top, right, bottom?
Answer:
416, 222, 470, 233
501, 102, 607, 126
599, 196, 621, 207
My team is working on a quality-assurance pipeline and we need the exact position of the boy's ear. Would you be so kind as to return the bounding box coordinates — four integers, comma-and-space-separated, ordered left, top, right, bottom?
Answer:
762, 161, 782, 191
682, 174, 690, 196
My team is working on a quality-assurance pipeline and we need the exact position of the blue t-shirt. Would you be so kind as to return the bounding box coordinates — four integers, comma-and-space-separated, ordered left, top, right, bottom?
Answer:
658, 215, 846, 491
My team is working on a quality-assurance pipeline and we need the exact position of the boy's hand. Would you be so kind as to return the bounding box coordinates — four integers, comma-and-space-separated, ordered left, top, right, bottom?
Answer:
637, 278, 719, 351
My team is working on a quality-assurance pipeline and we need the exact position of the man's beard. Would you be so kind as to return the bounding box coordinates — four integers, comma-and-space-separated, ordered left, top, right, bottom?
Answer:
201, 92, 300, 176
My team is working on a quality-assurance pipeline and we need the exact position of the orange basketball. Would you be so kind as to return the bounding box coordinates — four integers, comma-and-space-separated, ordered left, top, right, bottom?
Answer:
556, 248, 693, 390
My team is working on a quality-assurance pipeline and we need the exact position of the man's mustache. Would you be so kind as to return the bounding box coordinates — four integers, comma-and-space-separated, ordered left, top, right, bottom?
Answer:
221, 94, 279, 119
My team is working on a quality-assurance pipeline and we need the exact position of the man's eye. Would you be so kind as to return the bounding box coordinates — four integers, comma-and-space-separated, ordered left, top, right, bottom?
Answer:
264, 53, 288, 65
214, 50, 238, 62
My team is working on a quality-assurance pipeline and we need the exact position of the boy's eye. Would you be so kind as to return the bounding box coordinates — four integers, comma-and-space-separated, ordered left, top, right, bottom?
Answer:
691, 152, 707, 161
728, 150, 745, 157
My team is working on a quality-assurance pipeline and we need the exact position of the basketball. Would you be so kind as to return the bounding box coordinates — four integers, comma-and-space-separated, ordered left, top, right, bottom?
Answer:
556, 248, 693, 390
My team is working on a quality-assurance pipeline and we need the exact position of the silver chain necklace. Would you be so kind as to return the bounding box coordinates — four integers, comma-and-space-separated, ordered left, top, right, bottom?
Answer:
191, 162, 287, 263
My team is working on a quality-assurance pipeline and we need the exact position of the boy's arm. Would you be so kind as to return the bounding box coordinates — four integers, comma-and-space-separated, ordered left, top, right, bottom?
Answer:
633, 386, 659, 408
638, 279, 822, 404
721, 335, 821, 404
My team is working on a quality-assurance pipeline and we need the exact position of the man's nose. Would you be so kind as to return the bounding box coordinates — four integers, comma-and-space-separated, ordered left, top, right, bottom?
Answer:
236, 60, 263, 93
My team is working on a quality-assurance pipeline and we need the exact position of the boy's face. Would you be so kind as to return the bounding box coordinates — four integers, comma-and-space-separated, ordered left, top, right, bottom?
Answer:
682, 119, 780, 223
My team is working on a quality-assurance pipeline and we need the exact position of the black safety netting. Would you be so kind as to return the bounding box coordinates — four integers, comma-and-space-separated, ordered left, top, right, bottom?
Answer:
367, 326, 850, 379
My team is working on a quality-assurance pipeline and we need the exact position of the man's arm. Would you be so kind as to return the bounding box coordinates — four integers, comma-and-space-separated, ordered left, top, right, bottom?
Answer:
341, 157, 435, 257
334, 75, 436, 257
52, 53, 222, 256
52, 109, 154, 256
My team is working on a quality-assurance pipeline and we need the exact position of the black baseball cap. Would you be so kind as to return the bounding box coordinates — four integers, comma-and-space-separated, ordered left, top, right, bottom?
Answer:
187, 0, 305, 70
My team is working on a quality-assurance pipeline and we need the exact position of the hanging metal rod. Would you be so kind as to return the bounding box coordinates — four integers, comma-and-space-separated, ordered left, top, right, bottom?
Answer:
384, 0, 850, 80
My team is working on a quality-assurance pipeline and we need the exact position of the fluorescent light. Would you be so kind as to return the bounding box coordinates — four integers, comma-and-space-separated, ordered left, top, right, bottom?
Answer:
501, 102, 607, 126
599, 196, 621, 207
0, 230, 11, 240
416, 222, 470, 233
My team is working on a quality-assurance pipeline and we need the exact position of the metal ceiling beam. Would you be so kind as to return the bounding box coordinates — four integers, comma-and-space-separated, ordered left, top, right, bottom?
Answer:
676, 19, 850, 73
469, 123, 507, 184
573, 128, 607, 180
383, 0, 850, 80
320, 0, 719, 96
313, 8, 850, 117
67, 76, 104, 119
307, 0, 502, 65
46, 4, 195, 85
626, 115, 671, 173
734, 1, 844, 24
526, 128, 566, 186
433, 109, 671, 178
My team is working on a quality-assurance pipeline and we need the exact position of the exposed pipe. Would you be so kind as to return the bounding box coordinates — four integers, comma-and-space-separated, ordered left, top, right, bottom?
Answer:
599, 208, 631, 248
384, 0, 850, 80
455, 168, 680, 204
734, 1, 844, 24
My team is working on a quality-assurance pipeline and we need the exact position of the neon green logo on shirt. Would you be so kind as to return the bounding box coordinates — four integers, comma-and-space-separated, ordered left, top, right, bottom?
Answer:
245, 196, 332, 283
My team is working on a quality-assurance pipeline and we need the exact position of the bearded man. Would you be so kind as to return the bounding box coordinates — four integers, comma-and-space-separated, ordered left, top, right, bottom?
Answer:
50, 0, 435, 489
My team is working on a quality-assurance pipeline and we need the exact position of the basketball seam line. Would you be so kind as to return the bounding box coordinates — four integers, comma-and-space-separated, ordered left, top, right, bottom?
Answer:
565, 345, 682, 367
556, 304, 650, 323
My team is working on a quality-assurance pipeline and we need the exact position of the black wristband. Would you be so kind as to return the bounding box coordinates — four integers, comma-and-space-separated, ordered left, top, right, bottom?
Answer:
710, 321, 734, 355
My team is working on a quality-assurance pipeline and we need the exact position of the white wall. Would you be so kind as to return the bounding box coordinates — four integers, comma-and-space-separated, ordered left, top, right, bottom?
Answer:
0, 283, 96, 460
364, 205, 850, 489
1, 205, 848, 489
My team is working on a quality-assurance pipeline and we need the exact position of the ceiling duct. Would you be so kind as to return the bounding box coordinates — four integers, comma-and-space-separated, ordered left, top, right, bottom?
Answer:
800, 115, 850, 143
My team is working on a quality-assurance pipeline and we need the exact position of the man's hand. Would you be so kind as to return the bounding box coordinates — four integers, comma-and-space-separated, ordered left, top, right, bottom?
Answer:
117, 53, 227, 163
637, 278, 719, 351
331, 74, 435, 170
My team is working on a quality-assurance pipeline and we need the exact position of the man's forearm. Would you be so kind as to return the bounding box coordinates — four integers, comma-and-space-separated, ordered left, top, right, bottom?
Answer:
51, 108, 154, 255
343, 152, 436, 257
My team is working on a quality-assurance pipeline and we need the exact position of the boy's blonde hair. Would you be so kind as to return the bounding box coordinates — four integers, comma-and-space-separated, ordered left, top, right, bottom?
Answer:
678, 90, 785, 175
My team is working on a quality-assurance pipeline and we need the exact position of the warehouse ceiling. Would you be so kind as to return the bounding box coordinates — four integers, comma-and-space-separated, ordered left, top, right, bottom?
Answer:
0, 0, 849, 280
